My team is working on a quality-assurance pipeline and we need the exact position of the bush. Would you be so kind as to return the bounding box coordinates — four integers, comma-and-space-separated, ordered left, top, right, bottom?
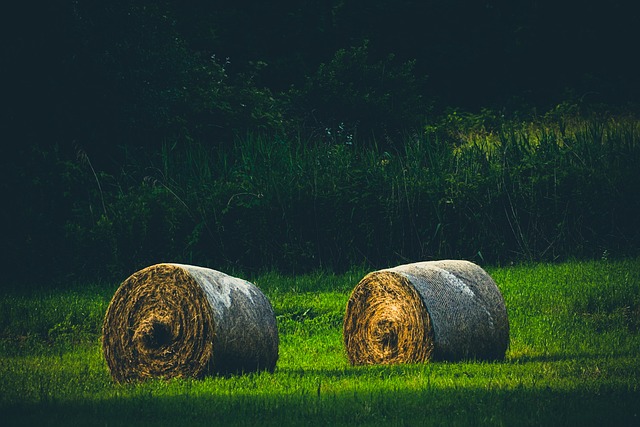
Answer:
3, 107, 639, 286
285, 41, 428, 145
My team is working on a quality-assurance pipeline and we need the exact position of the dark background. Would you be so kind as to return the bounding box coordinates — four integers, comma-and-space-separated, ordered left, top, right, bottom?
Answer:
4, 1, 639, 152
2, 1, 639, 285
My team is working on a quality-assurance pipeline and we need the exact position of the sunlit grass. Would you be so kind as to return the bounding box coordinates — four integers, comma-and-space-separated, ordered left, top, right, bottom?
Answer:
1, 259, 639, 425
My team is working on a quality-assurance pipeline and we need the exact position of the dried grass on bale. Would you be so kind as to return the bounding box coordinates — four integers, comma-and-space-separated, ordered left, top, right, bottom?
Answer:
343, 260, 509, 365
102, 263, 278, 383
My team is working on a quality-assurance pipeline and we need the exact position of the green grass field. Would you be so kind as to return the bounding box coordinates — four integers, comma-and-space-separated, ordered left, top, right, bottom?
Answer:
1, 259, 639, 426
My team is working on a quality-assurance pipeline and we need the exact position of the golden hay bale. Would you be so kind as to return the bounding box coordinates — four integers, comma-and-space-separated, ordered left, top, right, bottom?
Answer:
343, 260, 509, 365
102, 263, 278, 383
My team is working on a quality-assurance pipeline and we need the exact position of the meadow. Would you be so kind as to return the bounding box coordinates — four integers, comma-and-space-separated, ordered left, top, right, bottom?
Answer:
1, 259, 639, 426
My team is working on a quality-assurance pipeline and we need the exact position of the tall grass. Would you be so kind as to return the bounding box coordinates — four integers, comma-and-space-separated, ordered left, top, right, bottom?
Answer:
133, 111, 639, 272
1, 259, 639, 425
8, 108, 640, 283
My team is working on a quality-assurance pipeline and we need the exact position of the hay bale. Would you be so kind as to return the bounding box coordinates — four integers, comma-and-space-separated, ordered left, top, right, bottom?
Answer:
343, 260, 509, 365
102, 263, 278, 382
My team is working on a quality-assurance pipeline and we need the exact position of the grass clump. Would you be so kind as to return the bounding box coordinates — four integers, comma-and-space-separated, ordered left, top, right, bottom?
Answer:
7, 108, 640, 284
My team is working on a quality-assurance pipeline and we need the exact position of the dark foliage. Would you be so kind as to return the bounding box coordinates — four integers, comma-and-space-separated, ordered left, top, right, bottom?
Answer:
1, 1, 639, 286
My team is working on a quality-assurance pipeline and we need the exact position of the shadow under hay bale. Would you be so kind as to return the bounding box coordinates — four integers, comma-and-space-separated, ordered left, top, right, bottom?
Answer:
102, 263, 279, 383
343, 260, 509, 365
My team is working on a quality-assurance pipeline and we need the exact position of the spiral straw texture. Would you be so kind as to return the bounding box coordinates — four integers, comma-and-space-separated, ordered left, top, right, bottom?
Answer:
343, 260, 509, 365
102, 263, 278, 383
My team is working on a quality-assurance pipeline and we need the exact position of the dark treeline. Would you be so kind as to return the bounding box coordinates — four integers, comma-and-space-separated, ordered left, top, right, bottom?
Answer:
2, 1, 639, 285
4, 1, 639, 155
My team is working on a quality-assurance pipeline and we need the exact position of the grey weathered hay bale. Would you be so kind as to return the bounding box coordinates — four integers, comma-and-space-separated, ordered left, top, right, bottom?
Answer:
343, 260, 509, 365
102, 263, 278, 383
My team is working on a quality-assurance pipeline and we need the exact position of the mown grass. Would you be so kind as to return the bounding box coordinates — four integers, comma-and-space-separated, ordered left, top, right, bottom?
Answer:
1, 259, 639, 426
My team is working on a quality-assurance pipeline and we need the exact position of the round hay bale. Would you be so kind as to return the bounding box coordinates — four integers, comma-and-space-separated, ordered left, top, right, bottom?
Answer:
102, 263, 278, 382
343, 260, 509, 365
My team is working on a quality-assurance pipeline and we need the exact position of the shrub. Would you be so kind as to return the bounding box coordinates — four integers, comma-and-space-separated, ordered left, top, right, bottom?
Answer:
285, 41, 428, 145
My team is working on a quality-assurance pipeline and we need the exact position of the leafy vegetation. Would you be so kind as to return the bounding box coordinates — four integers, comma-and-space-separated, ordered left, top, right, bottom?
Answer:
3, 2, 640, 285
1, 259, 639, 425
5, 109, 639, 284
